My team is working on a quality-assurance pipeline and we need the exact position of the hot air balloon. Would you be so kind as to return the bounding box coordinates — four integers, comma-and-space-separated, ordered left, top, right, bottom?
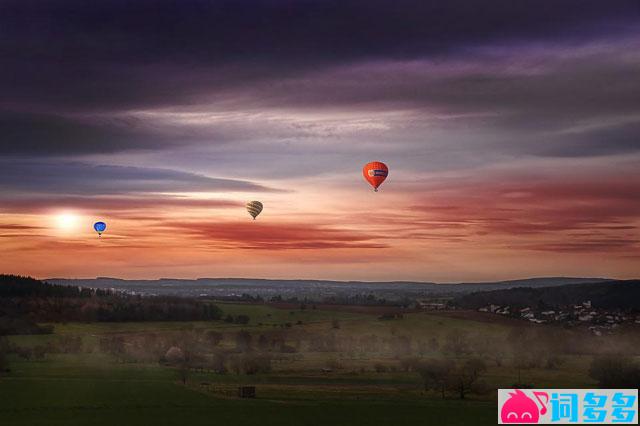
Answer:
246, 201, 263, 220
363, 161, 388, 191
93, 221, 107, 237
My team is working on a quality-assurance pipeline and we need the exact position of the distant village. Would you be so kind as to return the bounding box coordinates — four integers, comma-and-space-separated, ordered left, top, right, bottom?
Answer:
60, 280, 640, 337
475, 300, 640, 334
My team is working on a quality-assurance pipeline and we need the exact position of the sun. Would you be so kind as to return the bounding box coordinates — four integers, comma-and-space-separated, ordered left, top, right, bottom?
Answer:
56, 213, 80, 230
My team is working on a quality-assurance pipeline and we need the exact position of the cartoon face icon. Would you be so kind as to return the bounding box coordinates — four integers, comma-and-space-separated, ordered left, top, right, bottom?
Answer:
501, 390, 548, 423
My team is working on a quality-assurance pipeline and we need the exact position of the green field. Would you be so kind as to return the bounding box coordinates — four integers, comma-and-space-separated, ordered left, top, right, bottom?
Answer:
0, 303, 608, 426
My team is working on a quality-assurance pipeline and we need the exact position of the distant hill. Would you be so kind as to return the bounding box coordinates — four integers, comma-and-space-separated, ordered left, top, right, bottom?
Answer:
455, 280, 640, 310
45, 276, 613, 301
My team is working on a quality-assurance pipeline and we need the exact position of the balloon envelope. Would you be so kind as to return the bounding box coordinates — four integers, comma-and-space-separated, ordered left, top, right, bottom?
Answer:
246, 201, 263, 219
93, 221, 107, 235
363, 161, 388, 191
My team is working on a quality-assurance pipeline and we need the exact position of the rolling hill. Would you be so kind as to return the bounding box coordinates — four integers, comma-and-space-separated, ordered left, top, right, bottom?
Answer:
455, 280, 640, 310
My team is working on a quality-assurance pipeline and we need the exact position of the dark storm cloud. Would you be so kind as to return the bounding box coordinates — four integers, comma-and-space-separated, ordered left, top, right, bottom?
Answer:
227, 39, 640, 158
534, 121, 640, 157
1, 0, 637, 111
0, 161, 275, 195
0, 0, 639, 160
0, 111, 177, 155
0, 109, 249, 155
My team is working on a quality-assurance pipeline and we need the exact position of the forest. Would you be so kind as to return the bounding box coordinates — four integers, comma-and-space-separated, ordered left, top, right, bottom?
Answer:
0, 275, 222, 331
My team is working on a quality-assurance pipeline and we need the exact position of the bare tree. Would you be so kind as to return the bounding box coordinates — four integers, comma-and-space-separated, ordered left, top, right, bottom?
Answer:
507, 327, 541, 383
179, 359, 190, 384
417, 359, 454, 399
209, 351, 228, 374
165, 346, 196, 385
450, 358, 487, 399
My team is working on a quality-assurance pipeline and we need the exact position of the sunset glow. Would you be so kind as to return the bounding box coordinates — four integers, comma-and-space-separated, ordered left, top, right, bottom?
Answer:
55, 213, 80, 231
0, 1, 639, 282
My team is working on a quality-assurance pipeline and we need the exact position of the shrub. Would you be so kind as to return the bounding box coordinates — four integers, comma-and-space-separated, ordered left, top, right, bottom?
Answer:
589, 355, 640, 388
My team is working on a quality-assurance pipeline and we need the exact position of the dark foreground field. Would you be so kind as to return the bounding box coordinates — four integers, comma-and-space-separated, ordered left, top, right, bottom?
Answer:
1, 302, 638, 426
0, 370, 494, 426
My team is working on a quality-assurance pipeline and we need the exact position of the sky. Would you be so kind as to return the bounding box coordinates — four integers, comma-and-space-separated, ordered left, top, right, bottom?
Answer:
1, 0, 639, 282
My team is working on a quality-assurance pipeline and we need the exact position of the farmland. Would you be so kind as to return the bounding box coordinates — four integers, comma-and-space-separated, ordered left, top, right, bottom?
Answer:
2, 300, 629, 426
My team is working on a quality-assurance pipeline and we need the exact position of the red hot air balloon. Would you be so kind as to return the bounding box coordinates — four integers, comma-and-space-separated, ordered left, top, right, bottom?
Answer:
363, 161, 388, 191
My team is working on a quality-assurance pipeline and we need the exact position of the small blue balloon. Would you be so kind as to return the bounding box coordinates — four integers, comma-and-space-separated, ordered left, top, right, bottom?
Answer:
93, 221, 107, 235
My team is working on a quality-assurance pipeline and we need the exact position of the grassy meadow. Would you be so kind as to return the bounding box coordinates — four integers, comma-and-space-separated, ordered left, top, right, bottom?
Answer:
0, 302, 623, 426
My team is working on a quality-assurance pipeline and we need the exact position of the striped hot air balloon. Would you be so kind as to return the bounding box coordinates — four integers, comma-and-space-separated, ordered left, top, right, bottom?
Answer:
363, 161, 388, 191
246, 201, 263, 220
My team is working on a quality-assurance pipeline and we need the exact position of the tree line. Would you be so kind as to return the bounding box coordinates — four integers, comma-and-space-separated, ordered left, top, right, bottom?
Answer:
0, 275, 222, 327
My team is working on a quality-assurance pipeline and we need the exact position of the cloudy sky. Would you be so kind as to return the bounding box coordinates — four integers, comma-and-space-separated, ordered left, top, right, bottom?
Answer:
1, 0, 639, 281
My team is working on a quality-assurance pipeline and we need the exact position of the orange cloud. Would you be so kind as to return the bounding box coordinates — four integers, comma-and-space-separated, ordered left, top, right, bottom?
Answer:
160, 221, 389, 250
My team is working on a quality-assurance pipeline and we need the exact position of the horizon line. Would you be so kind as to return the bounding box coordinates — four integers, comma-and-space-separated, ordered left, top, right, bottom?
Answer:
38, 275, 620, 286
